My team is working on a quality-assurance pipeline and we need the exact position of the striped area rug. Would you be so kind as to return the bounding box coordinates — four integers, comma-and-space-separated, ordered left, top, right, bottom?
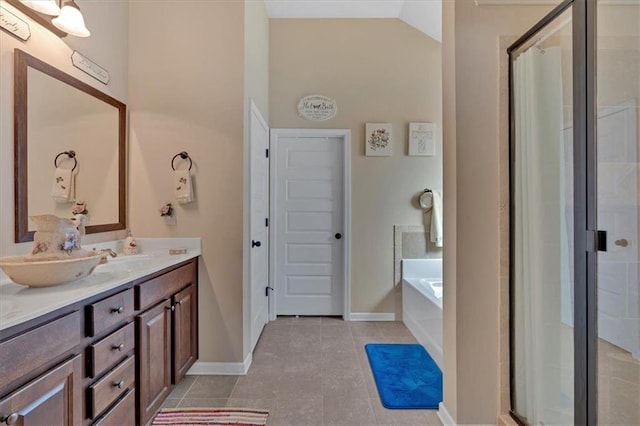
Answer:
151, 408, 269, 425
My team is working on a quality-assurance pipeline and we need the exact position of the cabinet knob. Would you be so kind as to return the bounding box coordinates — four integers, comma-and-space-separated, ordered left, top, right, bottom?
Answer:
166, 305, 175, 312
112, 343, 125, 351
2, 413, 19, 425
251, 240, 262, 248
110, 306, 124, 314
113, 380, 124, 389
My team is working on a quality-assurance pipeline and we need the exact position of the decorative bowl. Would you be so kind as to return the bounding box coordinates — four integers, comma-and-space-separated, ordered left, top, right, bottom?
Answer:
0, 255, 102, 287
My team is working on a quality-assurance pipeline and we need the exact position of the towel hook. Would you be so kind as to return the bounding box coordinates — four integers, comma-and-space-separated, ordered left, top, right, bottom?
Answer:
54, 150, 77, 172
423, 188, 432, 193
171, 151, 193, 171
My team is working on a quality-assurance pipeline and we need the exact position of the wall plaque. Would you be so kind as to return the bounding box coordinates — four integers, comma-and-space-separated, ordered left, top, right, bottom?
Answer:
297, 95, 337, 121
0, 5, 31, 41
71, 50, 110, 85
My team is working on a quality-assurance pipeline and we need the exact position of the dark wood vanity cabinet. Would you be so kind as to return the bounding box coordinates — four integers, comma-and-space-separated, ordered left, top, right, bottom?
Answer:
0, 355, 83, 426
136, 261, 198, 425
173, 284, 198, 383
0, 258, 198, 426
136, 300, 172, 426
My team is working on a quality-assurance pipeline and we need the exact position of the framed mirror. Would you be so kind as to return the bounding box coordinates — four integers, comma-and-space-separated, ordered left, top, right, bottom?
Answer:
14, 49, 126, 242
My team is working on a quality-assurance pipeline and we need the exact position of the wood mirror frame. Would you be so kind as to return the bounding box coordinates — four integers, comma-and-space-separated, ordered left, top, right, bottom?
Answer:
14, 49, 126, 243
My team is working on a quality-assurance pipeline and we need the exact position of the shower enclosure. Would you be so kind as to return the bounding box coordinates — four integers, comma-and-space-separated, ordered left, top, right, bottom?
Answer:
509, 0, 639, 424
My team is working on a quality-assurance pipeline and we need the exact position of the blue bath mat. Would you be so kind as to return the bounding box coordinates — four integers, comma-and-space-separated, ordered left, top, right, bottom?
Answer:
365, 343, 442, 409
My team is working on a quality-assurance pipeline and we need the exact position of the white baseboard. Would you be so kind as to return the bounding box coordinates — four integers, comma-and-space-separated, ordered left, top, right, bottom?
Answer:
349, 313, 396, 321
438, 402, 456, 426
187, 353, 253, 375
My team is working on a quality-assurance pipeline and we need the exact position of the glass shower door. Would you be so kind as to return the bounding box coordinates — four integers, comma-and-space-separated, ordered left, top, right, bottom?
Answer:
596, 2, 640, 424
510, 6, 575, 425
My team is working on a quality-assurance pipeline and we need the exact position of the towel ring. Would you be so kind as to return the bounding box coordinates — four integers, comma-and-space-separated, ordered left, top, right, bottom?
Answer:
171, 151, 193, 171
54, 150, 77, 172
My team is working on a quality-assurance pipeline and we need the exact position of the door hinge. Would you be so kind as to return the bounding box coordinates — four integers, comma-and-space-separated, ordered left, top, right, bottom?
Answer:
265, 218, 269, 227
265, 148, 269, 158
586, 230, 607, 252
265, 286, 273, 297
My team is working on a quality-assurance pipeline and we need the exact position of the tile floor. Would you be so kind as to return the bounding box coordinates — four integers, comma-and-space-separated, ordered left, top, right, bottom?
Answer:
162, 317, 443, 426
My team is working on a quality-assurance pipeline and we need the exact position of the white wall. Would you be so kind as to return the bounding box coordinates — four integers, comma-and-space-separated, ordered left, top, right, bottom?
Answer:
0, 0, 129, 258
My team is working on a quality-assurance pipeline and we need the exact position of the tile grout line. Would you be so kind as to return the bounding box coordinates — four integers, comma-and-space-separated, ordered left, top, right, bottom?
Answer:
177, 376, 199, 407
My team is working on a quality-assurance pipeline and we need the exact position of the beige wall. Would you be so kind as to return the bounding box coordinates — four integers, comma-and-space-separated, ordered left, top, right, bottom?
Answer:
444, 1, 557, 423
128, 0, 246, 363
269, 19, 443, 315
0, 0, 128, 259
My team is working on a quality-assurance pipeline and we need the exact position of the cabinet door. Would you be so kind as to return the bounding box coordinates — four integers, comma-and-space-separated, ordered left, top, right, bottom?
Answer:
0, 355, 82, 426
136, 300, 171, 425
173, 285, 197, 383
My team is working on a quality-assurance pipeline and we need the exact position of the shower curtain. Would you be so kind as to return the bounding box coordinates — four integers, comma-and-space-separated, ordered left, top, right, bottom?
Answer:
513, 46, 574, 425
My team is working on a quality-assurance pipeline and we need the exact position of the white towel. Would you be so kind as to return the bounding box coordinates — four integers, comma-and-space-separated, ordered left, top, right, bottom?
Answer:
430, 190, 443, 247
51, 167, 75, 202
174, 170, 193, 204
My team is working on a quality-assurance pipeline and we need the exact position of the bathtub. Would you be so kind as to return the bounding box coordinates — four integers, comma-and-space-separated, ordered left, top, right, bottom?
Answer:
402, 259, 443, 369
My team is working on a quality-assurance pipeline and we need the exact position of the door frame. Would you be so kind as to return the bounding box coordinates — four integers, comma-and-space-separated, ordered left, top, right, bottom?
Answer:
268, 128, 352, 321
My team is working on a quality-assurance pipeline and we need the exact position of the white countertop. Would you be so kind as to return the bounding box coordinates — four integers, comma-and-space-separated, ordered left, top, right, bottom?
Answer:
0, 238, 201, 332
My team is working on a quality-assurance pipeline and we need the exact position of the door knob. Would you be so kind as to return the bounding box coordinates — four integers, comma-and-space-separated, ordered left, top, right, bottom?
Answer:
252, 240, 262, 248
615, 239, 629, 247
335, 233, 342, 240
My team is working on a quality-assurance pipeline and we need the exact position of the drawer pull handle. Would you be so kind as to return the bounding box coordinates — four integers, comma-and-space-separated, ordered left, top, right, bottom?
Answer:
1, 413, 19, 425
110, 306, 124, 314
112, 343, 125, 351
113, 380, 124, 389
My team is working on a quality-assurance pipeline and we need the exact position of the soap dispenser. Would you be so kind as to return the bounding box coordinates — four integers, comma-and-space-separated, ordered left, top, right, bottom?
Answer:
124, 230, 139, 255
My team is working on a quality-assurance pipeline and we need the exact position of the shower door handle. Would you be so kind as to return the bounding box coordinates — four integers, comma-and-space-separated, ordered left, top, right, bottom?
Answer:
615, 239, 628, 247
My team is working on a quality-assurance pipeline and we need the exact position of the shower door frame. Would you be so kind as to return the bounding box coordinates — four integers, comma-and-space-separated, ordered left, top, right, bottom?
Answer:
507, 0, 598, 424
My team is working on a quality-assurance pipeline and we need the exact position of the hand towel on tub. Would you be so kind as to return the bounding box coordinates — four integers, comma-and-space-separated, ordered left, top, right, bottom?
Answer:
51, 167, 75, 202
430, 190, 443, 247
174, 169, 193, 204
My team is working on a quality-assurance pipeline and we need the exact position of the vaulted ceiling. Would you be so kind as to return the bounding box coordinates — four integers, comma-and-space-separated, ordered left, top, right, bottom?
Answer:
264, 0, 443, 42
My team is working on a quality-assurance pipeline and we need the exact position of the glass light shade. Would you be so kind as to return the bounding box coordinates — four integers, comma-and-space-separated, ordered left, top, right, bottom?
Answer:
51, 1, 90, 37
21, 0, 61, 16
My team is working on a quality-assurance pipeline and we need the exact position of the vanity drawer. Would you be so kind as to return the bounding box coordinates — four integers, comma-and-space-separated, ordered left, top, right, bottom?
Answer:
136, 261, 196, 311
88, 289, 134, 337
0, 311, 81, 387
93, 388, 136, 426
89, 322, 135, 378
88, 355, 135, 419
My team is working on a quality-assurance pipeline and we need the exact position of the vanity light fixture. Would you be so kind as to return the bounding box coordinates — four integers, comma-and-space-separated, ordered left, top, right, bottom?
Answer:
20, 0, 60, 16
51, 0, 90, 37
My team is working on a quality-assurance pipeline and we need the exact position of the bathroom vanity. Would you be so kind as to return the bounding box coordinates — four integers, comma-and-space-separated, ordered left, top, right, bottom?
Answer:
0, 240, 200, 426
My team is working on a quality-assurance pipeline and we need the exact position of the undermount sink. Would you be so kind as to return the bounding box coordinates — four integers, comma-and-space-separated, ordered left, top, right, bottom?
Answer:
0, 255, 102, 287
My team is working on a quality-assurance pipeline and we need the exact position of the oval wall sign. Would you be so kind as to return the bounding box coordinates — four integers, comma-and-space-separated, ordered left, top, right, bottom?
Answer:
297, 95, 337, 121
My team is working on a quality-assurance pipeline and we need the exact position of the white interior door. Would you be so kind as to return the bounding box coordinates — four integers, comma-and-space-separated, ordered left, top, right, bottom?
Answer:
271, 130, 348, 316
249, 101, 269, 351
597, 100, 639, 357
